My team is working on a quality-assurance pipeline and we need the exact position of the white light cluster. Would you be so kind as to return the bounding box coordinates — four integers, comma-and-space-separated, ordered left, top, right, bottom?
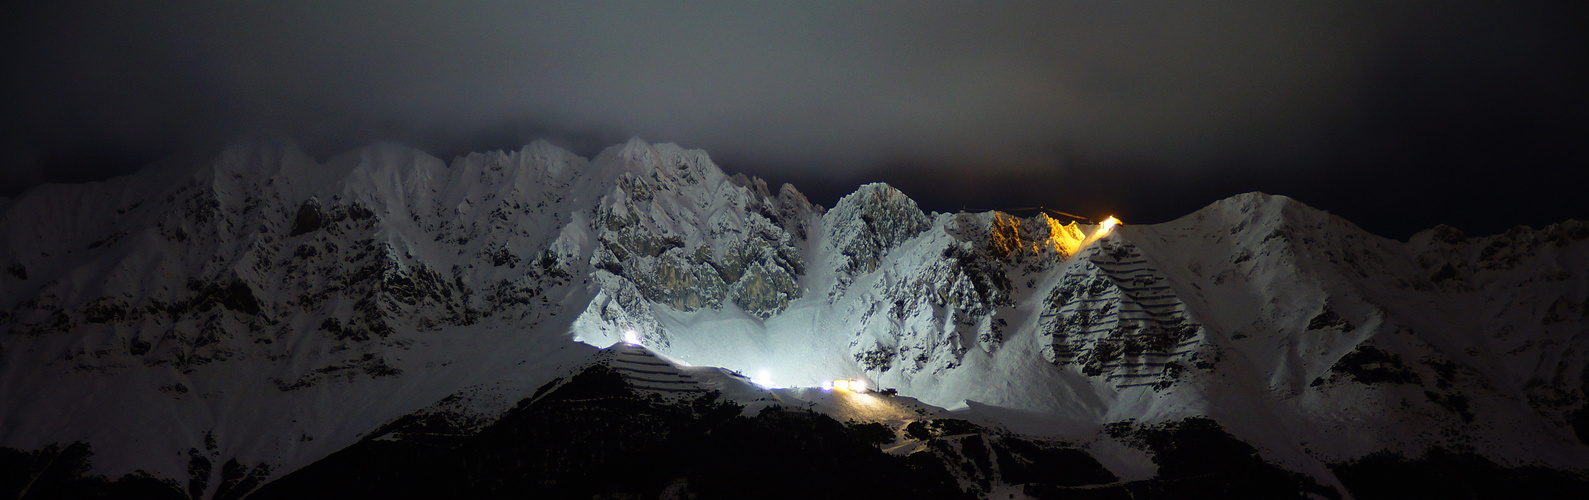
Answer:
824, 379, 868, 393
622, 329, 640, 345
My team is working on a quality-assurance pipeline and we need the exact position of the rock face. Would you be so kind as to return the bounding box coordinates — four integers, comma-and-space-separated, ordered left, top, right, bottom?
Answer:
2, 140, 1588, 498
583, 140, 812, 342
825, 183, 932, 291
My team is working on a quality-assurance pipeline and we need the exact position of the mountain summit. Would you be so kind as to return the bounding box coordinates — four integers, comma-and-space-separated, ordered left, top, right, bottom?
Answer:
3, 140, 1587, 498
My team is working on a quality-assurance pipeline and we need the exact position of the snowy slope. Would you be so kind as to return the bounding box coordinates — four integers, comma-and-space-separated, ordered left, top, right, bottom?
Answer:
0, 140, 612, 492
3, 139, 1588, 497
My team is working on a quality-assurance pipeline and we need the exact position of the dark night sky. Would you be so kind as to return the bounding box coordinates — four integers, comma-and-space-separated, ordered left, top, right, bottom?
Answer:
2, 1, 1585, 239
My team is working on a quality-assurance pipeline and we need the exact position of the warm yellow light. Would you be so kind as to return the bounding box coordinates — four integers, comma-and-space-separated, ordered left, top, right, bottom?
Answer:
1096, 216, 1121, 236
826, 379, 868, 393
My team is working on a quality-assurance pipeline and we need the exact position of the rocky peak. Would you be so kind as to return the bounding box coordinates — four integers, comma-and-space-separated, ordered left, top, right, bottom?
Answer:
6, 141, 1589, 495
824, 183, 931, 289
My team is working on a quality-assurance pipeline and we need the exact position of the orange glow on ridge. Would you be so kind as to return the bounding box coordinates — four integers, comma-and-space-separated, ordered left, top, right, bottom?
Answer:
1097, 216, 1121, 236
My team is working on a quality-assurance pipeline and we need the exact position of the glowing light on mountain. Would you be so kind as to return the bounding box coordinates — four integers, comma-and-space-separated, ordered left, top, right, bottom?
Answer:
827, 379, 868, 393
622, 329, 640, 345
1097, 216, 1121, 236
754, 370, 774, 387
1044, 214, 1086, 255
1075, 215, 1124, 248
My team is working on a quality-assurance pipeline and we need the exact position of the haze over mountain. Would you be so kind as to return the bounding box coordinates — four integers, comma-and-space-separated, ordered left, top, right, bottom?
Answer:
4, 2, 1587, 239
2, 140, 1586, 498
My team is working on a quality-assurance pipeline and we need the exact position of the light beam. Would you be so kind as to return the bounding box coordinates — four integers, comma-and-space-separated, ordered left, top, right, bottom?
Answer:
1096, 216, 1121, 236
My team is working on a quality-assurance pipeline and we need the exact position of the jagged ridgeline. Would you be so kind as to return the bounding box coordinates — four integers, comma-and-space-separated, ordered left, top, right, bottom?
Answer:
3, 139, 1589, 499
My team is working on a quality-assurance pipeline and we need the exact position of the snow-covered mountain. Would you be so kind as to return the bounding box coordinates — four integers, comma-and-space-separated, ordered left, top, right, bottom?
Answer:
2, 139, 1586, 498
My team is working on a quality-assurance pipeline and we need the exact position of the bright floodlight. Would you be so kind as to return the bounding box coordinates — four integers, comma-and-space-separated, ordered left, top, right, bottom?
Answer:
827, 379, 867, 392
622, 329, 640, 345
1096, 216, 1121, 236
754, 370, 773, 387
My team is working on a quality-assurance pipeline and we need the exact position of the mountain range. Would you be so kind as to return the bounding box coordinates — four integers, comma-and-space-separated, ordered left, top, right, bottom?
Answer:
2, 139, 1587, 498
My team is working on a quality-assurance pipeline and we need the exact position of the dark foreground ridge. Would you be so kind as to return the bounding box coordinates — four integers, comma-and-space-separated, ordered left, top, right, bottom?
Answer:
250, 360, 1342, 500
251, 363, 970, 499
5, 355, 1589, 499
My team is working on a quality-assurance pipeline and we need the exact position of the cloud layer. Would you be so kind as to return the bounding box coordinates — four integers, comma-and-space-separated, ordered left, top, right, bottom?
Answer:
3, 1, 1585, 237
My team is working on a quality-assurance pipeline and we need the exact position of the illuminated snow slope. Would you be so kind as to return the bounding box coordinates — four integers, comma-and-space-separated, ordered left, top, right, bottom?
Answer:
3, 139, 1588, 495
